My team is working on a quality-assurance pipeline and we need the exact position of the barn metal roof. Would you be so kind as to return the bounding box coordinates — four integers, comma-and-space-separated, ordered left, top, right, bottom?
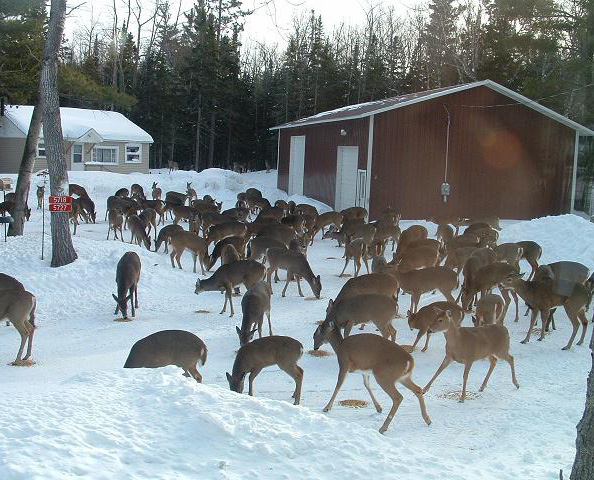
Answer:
270, 80, 594, 136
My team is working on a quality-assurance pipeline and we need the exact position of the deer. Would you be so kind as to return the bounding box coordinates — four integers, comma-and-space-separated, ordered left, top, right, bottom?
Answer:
444, 246, 479, 275
458, 247, 498, 303
335, 273, 399, 304
500, 271, 590, 350
112, 252, 141, 320
391, 266, 458, 313
265, 248, 322, 298
124, 330, 207, 383
154, 224, 183, 253
372, 223, 401, 254
106, 209, 124, 241
236, 281, 272, 345
168, 160, 179, 172
393, 246, 440, 272
78, 196, 96, 223
130, 184, 145, 200
115, 187, 129, 198
256, 224, 296, 246
68, 183, 89, 197
339, 238, 369, 277
36, 185, 44, 209
325, 294, 398, 341
169, 231, 208, 274
1, 273, 24, 325
295, 203, 318, 217
138, 208, 158, 240
206, 221, 248, 248
171, 205, 197, 225
516, 241, 542, 280
186, 182, 197, 203
310, 211, 343, 242
257, 206, 285, 222
322, 226, 348, 247
340, 206, 367, 222
395, 225, 428, 260
127, 215, 152, 251
246, 236, 286, 263
0, 288, 36, 366
423, 309, 519, 402
207, 236, 247, 270
436, 223, 454, 247
227, 335, 304, 404
313, 321, 431, 434
195, 260, 266, 316
222, 207, 250, 223
105, 195, 135, 221
407, 301, 464, 352
151, 182, 162, 200
472, 293, 505, 326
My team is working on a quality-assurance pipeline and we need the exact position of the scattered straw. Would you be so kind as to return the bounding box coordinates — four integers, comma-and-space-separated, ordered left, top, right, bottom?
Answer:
304, 297, 322, 301
195, 310, 210, 314
10, 359, 35, 367
114, 318, 133, 323
438, 390, 480, 401
308, 349, 332, 357
338, 399, 369, 408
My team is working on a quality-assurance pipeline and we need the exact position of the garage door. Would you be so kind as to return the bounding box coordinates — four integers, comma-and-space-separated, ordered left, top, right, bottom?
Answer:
288, 136, 305, 196
335, 146, 359, 211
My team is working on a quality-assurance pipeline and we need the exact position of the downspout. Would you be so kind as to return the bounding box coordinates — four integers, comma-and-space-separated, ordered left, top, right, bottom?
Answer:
365, 115, 374, 217
570, 131, 579, 214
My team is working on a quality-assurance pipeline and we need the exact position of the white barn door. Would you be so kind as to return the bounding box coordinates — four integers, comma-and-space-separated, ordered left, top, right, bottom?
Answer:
335, 146, 359, 211
288, 136, 305, 196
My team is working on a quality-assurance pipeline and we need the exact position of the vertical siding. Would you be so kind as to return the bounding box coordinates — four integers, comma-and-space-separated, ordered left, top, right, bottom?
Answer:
369, 86, 575, 220
0, 138, 26, 173
277, 119, 369, 207
83, 142, 150, 174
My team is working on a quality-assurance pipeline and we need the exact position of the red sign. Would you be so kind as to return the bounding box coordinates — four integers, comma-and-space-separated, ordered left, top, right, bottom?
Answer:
49, 203, 73, 213
49, 196, 73, 204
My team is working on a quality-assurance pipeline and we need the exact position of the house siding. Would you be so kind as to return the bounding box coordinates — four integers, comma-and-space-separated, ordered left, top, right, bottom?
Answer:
83, 142, 150, 174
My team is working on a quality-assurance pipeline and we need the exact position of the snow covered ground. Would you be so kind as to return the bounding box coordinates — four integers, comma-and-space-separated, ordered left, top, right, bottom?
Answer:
0, 168, 592, 479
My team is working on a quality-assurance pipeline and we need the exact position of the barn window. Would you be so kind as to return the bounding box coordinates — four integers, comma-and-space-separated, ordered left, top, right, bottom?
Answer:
125, 144, 142, 163
92, 146, 118, 164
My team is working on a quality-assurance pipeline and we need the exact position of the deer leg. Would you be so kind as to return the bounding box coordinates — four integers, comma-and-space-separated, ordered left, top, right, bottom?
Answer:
134, 285, 139, 309
23, 323, 35, 361
191, 253, 197, 274
374, 375, 403, 434
106, 227, 111, 240
400, 376, 431, 426
323, 365, 348, 413
280, 363, 303, 405
266, 310, 273, 336
227, 287, 235, 317
354, 257, 360, 277
411, 329, 426, 351
460, 362, 474, 403
220, 288, 229, 314
576, 310, 588, 346
537, 309, 549, 342
363, 255, 370, 274
339, 258, 349, 277
119, 227, 124, 242
561, 308, 580, 350
129, 288, 136, 317
199, 253, 206, 276
503, 353, 520, 389
266, 267, 274, 293
479, 355, 498, 392
421, 331, 432, 352
441, 289, 456, 304
511, 290, 519, 323
187, 364, 202, 383
362, 373, 382, 412
11, 328, 28, 365
411, 293, 420, 314
248, 368, 262, 396
296, 277, 305, 297
175, 251, 183, 270
423, 355, 452, 394
281, 272, 291, 297
343, 321, 354, 338
520, 308, 538, 344
170, 251, 176, 268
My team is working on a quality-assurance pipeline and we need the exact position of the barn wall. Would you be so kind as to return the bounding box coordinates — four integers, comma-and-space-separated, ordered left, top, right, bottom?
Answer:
369, 86, 575, 220
277, 119, 369, 207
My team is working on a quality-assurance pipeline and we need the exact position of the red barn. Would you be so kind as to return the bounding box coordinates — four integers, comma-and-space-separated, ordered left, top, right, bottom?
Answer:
271, 80, 594, 220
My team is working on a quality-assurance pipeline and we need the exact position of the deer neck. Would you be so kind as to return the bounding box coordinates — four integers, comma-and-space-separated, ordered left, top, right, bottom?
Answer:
443, 319, 462, 344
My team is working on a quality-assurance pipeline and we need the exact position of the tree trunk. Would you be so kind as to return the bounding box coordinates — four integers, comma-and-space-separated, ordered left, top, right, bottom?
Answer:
8, 100, 43, 236
194, 96, 202, 172
208, 110, 215, 169
40, 0, 77, 268
226, 124, 232, 169
571, 329, 594, 479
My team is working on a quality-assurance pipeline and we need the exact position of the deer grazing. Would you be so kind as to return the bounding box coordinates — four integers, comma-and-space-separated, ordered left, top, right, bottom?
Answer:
124, 330, 207, 382
207, 236, 247, 270
310, 211, 343, 242
112, 252, 141, 320
195, 260, 265, 316
227, 335, 304, 404
500, 271, 589, 350
236, 281, 272, 345
407, 301, 464, 352
36, 185, 44, 209
127, 215, 152, 251
391, 266, 458, 313
206, 221, 248, 248
325, 294, 397, 341
169, 231, 208, 274
423, 310, 519, 402
339, 238, 369, 277
472, 293, 505, 326
154, 224, 183, 253
265, 248, 322, 298
335, 273, 399, 303
313, 322, 431, 434
106, 209, 124, 241
246, 236, 286, 262
0, 286, 36, 365
151, 182, 162, 200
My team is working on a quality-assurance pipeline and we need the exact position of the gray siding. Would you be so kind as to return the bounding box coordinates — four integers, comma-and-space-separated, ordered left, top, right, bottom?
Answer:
0, 138, 26, 173
83, 142, 150, 174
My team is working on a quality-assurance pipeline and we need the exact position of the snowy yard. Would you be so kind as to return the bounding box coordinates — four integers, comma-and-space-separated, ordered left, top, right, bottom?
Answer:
0, 169, 592, 479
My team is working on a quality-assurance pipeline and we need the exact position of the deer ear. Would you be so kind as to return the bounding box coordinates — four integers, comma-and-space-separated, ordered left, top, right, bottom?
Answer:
226, 372, 232, 382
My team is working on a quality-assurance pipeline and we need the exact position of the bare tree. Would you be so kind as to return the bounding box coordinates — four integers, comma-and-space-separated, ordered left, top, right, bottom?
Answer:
40, 0, 77, 267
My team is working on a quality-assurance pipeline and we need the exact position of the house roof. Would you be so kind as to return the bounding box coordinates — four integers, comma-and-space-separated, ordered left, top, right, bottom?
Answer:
4, 105, 154, 143
270, 80, 594, 136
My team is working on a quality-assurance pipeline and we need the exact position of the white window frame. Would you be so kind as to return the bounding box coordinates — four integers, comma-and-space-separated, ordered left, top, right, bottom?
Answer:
37, 140, 46, 158
90, 146, 119, 165
125, 143, 142, 164
71, 143, 83, 164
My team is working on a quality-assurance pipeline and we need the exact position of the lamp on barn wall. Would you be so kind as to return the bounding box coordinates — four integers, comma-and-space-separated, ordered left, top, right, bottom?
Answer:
340, 129, 347, 136
441, 104, 452, 203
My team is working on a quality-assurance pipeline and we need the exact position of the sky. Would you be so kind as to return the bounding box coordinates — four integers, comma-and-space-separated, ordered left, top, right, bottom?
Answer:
65, 0, 413, 49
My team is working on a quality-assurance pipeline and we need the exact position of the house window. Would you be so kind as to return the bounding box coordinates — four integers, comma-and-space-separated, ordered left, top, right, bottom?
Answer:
72, 144, 83, 164
37, 141, 46, 158
92, 146, 118, 164
125, 143, 142, 163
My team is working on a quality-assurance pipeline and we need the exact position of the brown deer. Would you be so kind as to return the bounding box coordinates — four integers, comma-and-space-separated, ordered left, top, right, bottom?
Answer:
265, 248, 322, 298
78, 196, 96, 223
138, 208, 158, 240
168, 160, 179, 172
124, 330, 207, 383
186, 182, 197, 203
339, 238, 369, 277
1, 273, 24, 327
423, 310, 519, 402
69, 183, 89, 197
392, 266, 458, 313
171, 205, 197, 225
393, 246, 440, 272
256, 224, 296, 246
106, 209, 124, 241
407, 301, 464, 352
325, 294, 397, 341
115, 187, 129, 198
340, 206, 367, 222
472, 293, 505, 326
322, 226, 347, 247
310, 211, 343, 242
195, 260, 266, 316
130, 184, 145, 200
335, 273, 399, 303
154, 224, 183, 253
444, 246, 479, 275
227, 335, 304, 404
207, 236, 247, 270
151, 182, 162, 200
0, 288, 36, 365
436, 223, 454, 247
500, 271, 589, 350
206, 221, 248, 248
246, 236, 286, 262
395, 225, 428, 260
36, 185, 44, 209
128, 215, 152, 251
313, 322, 431, 434
236, 281, 272, 345
112, 252, 141, 320
169, 231, 208, 274
516, 241, 542, 280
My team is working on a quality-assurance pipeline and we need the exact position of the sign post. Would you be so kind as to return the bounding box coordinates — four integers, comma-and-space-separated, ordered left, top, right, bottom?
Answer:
0, 177, 13, 242
46, 193, 73, 259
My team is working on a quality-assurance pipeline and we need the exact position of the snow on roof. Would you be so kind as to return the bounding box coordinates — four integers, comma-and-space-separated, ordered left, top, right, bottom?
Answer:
5, 105, 154, 143
271, 80, 594, 136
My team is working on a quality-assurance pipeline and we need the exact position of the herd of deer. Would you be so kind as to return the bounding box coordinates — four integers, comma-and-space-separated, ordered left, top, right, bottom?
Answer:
1, 178, 593, 435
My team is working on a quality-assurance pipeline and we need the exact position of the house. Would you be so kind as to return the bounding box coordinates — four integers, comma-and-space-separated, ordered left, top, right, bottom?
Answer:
0, 105, 153, 174
271, 80, 594, 220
